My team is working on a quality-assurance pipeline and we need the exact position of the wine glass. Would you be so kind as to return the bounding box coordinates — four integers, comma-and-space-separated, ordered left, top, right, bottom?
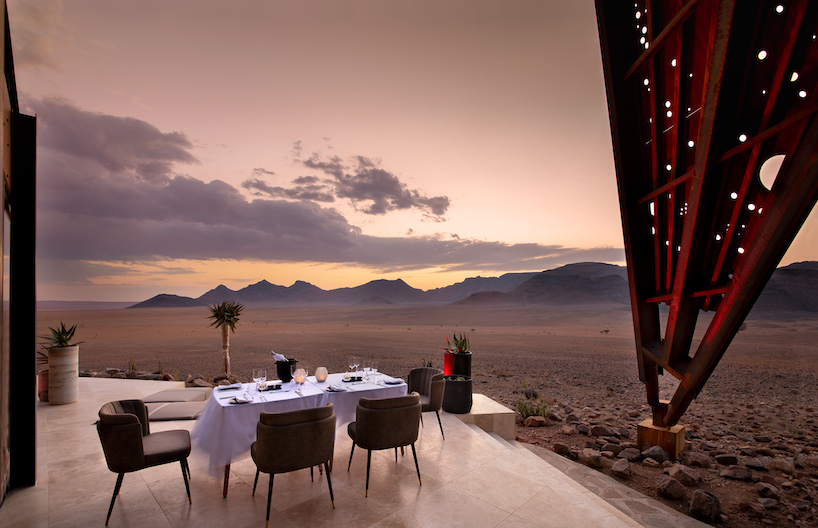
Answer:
252, 368, 261, 394
351, 356, 360, 377
348, 356, 356, 376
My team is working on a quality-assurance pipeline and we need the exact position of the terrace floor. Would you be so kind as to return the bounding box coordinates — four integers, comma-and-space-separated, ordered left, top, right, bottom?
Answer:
0, 378, 707, 527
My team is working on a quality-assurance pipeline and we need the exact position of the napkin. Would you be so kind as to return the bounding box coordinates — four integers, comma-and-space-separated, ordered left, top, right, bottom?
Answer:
271, 352, 287, 362
384, 378, 404, 385
327, 384, 349, 392
230, 394, 253, 404
218, 383, 242, 391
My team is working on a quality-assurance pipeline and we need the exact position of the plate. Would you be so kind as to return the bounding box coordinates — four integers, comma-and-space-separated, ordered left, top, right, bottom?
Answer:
343, 377, 363, 383
384, 379, 404, 385
259, 384, 282, 392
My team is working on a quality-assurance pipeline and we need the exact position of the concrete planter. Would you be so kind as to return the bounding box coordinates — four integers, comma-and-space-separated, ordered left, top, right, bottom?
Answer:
48, 345, 79, 405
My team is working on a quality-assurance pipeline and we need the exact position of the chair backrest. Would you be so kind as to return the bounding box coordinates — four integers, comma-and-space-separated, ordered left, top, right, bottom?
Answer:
97, 400, 148, 473
355, 393, 421, 450
408, 368, 444, 410
254, 403, 336, 475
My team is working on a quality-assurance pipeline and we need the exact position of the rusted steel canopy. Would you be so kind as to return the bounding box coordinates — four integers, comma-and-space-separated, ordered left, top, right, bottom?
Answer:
595, 0, 818, 427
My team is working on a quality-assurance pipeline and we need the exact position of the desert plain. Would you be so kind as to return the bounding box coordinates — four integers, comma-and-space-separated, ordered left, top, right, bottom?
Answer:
36, 303, 818, 527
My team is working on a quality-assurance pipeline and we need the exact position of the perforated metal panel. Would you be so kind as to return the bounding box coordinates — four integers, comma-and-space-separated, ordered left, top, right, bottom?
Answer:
596, 0, 818, 427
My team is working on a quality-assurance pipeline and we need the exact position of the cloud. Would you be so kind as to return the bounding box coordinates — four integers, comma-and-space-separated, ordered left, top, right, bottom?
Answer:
34, 100, 623, 284
245, 149, 451, 219
33, 96, 197, 183
7, 0, 66, 70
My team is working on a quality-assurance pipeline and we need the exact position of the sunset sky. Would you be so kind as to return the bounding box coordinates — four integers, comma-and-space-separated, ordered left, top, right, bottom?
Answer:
8, 0, 817, 302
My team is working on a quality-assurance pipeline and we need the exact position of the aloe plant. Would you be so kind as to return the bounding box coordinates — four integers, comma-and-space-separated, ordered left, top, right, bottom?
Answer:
442, 333, 470, 354
40, 322, 80, 349
207, 301, 244, 376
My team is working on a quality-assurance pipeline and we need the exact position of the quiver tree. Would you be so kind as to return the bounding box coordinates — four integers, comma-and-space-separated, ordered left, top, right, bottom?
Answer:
207, 301, 244, 377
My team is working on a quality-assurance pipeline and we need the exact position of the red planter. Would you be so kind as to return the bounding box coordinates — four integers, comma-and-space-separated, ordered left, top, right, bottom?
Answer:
37, 370, 49, 402
443, 351, 471, 377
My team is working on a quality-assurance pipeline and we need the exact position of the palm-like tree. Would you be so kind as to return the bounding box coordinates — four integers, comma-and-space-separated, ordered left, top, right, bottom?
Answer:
207, 301, 244, 376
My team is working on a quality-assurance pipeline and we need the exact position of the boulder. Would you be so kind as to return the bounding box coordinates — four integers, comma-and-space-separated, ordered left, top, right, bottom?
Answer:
757, 497, 779, 509
523, 416, 547, 427
685, 451, 713, 468
720, 465, 753, 481
689, 490, 722, 523
590, 425, 611, 437
642, 457, 661, 468
769, 457, 795, 474
738, 499, 766, 518
754, 482, 780, 500
642, 445, 669, 464
667, 464, 701, 486
714, 453, 738, 466
560, 425, 577, 435
553, 443, 572, 457
656, 475, 686, 500
618, 447, 642, 461
580, 448, 604, 468
611, 459, 631, 479
744, 458, 768, 471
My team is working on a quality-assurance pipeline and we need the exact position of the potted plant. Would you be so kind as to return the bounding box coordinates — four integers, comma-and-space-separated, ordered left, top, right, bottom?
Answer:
442, 375, 473, 414
36, 350, 49, 402
207, 300, 244, 377
40, 322, 81, 405
442, 333, 471, 377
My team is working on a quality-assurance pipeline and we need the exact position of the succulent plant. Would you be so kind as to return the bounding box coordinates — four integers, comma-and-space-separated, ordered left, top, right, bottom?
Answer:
442, 333, 470, 354
40, 322, 80, 349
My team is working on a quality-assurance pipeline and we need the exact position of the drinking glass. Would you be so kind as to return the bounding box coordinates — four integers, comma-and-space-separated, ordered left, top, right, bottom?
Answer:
362, 359, 371, 381
252, 368, 261, 393
258, 369, 267, 391
348, 356, 356, 375
351, 356, 360, 376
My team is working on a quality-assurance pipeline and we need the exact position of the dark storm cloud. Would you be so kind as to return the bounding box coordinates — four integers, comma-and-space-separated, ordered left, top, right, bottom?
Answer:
34, 100, 622, 277
247, 150, 451, 219
34, 97, 197, 183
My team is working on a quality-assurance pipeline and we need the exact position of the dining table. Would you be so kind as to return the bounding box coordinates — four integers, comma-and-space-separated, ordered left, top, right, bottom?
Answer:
190, 371, 408, 496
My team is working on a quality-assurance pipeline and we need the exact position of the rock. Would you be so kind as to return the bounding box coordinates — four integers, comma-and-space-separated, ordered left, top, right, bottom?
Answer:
612, 458, 631, 478
755, 434, 773, 443
602, 443, 623, 455
656, 475, 686, 500
560, 425, 577, 435
769, 441, 791, 452
618, 447, 642, 461
756, 447, 775, 457
684, 451, 713, 468
744, 458, 768, 471
642, 445, 670, 464
643, 457, 660, 468
523, 416, 547, 427
590, 425, 611, 437
806, 455, 818, 468
577, 424, 590, 435
522, 387, 538, 400
739, 499, 767, 518
769, 457, 795, 474
191, 378, 214, 387
548, 410, 565, 422
757, 497, 779, 509
720, 465, 753, 480
553, 443, 572, 457
161, 373, 175, 381
689, 490, 722, 523
754, 482, 780, 500
667, 464, 702, 486
580, 448, 604, 468
715, 453, 739, 466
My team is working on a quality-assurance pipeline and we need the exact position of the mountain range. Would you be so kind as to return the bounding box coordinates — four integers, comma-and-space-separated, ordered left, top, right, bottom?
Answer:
129, 261, 818, 313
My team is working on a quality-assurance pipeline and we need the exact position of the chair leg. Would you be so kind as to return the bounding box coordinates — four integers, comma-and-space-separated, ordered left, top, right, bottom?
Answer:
310, 466, 314, 482
347, 443, 355, 471
180, 459, 192, 504
184, 457, 191, 479
436, 410, 445, 439
252, 468, 260, 496
365, 450, 372, 497
394, 447, 397, 462
411, 443, 421, 486
420, 413, 424, 426
105, 473, 124, 526
265, 474, 274, 528
324, 461, 335, 508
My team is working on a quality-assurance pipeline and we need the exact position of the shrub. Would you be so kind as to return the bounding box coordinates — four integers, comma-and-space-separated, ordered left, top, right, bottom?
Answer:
515, 398, 551, 422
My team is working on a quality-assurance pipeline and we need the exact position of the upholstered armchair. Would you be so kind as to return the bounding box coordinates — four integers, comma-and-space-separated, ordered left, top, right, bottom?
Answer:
251, 404, 336, 528
347, 393, 421, 497
96, 399, 191, 526
408, 367, 445, 438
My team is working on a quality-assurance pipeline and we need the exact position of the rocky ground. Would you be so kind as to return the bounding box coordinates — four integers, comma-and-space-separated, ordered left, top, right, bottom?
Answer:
45, 304, 818, 527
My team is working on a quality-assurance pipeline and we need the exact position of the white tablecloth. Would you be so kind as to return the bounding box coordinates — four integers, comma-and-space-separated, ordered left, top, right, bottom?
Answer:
191, 372, 407, 475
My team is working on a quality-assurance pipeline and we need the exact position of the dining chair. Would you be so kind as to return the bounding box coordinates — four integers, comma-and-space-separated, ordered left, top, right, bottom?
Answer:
96, 399, 191, 526
251, 403, 336, 528
408, 367, 445, 439
347, 393, 421, 497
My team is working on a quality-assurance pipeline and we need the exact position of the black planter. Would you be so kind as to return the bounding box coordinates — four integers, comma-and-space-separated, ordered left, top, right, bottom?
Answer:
442, 375, 473, 414
443, 351, 471, 378
276, 359, 298, 382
